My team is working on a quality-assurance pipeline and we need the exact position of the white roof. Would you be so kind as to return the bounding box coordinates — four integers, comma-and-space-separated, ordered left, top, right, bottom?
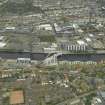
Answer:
17, 58, 31, 60
77, 40, 86, 45
77, 29, 84, 33
85, 37, 91, 42
73, 24, 79, 29
54, 23, 58, 27
38, 24, 52, 28
89, 34, 94, 37
94, 97, 102, 103
97, 23, 103, 28
5, 26, 15, 30
96, 98, 102, 103
98, 33, 104, 36
54, 23, 62, 31
38, 24, 52, 30
0, 42, 6, 48
0, 36, 4, 40
45, 27, 52, 31
44, 47, 56, 50
51, 43, 58, 47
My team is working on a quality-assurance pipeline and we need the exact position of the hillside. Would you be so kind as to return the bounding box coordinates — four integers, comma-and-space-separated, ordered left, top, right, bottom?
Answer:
0, 0, 42, 15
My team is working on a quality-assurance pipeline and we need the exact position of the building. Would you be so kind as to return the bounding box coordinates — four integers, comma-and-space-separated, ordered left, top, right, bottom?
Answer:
10, 90, 24, 105
91, 97, 102, 105
17, 58, 31, 64
60, 43, 87, 52
97, 91, 105, 104
37, 24, 53, 31
91, 91, 105, 105
54, 23, 75, 35
43, 43, 58, 53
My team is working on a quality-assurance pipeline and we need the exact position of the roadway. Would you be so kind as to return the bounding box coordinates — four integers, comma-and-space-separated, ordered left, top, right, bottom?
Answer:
0, 51, 105, 61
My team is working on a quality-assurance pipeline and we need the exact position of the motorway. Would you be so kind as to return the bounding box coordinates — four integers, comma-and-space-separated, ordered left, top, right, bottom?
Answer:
0, 51, 105, 61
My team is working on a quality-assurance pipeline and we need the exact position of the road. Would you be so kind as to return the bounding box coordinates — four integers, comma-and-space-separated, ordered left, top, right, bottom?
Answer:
0, 51, 105, 61
56, 90, 97, 105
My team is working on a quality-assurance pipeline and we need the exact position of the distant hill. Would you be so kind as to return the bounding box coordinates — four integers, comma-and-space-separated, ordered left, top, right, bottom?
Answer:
0, 0, 42, 15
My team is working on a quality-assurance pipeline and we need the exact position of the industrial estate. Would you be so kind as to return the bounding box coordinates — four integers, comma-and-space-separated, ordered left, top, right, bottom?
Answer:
0, 0, 105, 105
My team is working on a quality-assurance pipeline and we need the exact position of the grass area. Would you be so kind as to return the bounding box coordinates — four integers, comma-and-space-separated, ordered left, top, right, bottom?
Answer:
0, 33, 35, 51
39, 35, 56, 42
